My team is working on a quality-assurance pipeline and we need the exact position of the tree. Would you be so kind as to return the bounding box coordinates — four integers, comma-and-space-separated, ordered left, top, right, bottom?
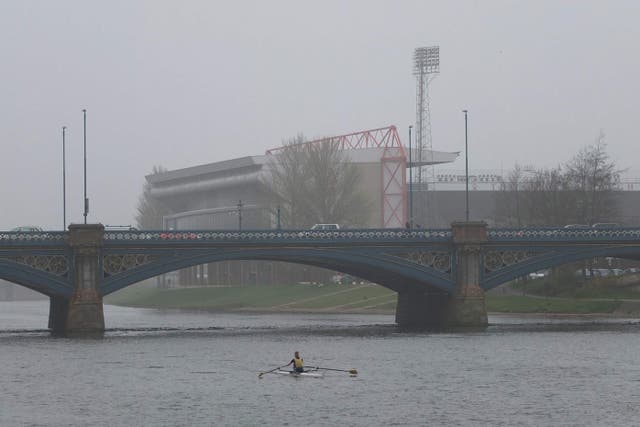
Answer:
265, 134, 372, 228
494, 164, 532, 226
135, 165, 172, 230
521, 166, 575, 226
564, 131, 623, 224
494, 132, 623, 226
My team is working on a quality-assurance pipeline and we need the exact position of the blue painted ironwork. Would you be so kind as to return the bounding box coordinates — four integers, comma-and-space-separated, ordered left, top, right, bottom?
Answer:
97, 228, 459, 295
480, 226, 640, 289
488, 227, 640, 242
0, 231, 73, 297
102, 228, 453, 244
0, 231, 68, 245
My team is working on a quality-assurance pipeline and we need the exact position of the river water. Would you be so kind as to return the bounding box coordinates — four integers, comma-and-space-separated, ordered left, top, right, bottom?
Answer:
1, 301, 640, 426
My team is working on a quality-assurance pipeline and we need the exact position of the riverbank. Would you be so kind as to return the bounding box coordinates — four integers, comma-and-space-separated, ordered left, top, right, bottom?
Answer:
105, 282, 640, 317
105, 283, 398, 314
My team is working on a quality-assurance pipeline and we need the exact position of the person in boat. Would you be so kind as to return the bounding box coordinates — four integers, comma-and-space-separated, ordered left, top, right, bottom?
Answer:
286, 351, 304, 373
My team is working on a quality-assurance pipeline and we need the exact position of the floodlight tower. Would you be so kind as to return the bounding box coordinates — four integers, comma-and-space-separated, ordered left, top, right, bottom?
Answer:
413, 46, 440, 226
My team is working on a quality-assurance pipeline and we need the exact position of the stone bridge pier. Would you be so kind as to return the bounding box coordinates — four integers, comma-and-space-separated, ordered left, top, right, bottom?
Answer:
48, 224, 105, 335
395, 222, 488, 329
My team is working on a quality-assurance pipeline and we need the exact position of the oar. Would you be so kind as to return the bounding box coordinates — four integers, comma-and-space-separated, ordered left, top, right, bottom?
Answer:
258, 366, 284, 379
314, 366, 358, 375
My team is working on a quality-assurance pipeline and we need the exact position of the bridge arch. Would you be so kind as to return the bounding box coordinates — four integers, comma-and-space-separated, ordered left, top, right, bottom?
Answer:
0, 259, 73, 298
482, 245, 640, 290
101, 247, 456, 296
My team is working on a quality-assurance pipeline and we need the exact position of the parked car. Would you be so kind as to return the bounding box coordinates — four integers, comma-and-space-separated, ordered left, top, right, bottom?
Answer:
528, 270, 549, 279
591, 223, 620, 228
10, 226, 43, 232
311, 224, 340, 230
331, 274, 357, 285
104, 225, 138, 231
576, 268, 625, 278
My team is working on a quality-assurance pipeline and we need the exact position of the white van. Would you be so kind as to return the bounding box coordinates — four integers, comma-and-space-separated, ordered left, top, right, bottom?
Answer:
311, 224, 340, 231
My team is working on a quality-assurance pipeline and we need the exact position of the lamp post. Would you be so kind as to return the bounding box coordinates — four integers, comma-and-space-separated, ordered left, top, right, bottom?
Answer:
82, 109, 88, 224
62, 126, 67, 230
276, 205, 281, 230
237, 200, 243, 230
515, 177, 521, 228
516, 167, 536, 227
408, 125, 413, 228
463, 109, 469, 222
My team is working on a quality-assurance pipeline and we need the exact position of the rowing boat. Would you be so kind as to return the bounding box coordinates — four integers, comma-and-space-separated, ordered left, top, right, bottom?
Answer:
273, 369, 324, 378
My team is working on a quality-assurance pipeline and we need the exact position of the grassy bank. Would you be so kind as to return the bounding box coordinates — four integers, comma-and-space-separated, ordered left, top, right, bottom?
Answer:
485, 295, 619, 314
105, 283, 398, 313
106, 283, 632, 315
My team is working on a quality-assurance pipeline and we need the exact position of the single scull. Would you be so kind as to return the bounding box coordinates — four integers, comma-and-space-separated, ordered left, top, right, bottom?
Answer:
273, 369, 324, 378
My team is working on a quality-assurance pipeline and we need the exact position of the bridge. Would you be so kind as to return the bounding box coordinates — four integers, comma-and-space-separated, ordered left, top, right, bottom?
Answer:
2, 222, 640, 334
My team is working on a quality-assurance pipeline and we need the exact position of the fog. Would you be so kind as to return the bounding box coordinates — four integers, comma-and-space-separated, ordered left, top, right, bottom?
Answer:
1, 1, 638, 230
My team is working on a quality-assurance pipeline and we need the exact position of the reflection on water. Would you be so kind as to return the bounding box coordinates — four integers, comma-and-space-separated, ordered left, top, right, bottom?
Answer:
1, 301, 640, 426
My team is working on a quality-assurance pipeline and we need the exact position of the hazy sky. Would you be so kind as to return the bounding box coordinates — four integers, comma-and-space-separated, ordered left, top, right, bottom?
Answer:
1, 1, 638, 230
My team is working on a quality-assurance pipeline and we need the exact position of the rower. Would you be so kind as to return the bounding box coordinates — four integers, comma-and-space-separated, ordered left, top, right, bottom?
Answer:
286, 351, 304, 373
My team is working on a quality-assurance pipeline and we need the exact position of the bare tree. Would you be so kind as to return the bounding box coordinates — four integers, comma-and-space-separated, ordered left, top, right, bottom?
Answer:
265, 135, 372, 228
264, 135, 310, 228
494, 132, 622, 226
494, 164, 530, 226
521, 166, 574, 226
564, 131, 623, 224
135, 165, 172, 230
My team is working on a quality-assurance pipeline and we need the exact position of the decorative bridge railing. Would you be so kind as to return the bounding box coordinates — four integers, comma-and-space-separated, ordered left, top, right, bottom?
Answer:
102, 228, 454, 244
488, 227, 640, 241
3, 226, 640, 245
0, 231, 68, 245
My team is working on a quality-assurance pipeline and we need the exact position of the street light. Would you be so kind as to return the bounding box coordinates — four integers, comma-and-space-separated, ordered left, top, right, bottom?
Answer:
463, 109, 469, 222
82, 109, 88, 224
62, 126, 67, 230
408, 125, 413, 228
515, 166, 536, 227
237, 200, 243, 230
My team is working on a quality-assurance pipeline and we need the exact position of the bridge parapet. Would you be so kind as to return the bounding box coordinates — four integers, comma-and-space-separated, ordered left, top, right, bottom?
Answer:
488, 227, 640, 241
100, 226, 640, 244
0, 231, 68, 245
103, 228, 453, 245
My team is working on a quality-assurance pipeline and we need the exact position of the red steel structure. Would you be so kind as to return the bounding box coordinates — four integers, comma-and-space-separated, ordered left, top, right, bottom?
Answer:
266, 125, 407, 228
